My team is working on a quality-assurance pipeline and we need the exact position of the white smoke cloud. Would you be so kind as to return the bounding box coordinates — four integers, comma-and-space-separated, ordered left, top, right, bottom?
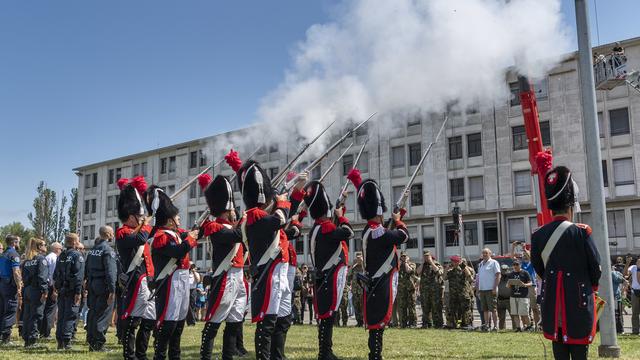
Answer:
208, 0, 571, 161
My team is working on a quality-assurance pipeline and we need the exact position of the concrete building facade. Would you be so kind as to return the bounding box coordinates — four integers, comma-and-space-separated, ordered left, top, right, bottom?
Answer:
74, 37, 640, 269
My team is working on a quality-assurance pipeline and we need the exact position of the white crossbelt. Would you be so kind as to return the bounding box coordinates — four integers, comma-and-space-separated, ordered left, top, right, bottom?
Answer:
242, 221, 281, 267
541, 221, 572, 268
212, 224, 242, 278
154, 230, 181, 282
309, 225, 321, 268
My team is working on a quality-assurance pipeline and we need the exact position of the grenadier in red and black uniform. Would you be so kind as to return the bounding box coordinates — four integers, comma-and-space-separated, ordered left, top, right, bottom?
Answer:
145, 186, 198, 360
196, 174, 248, 360
226, 149, 300, 360
531, 166, 601, 360
303, 180, 354, 360
357, 179, 408, 360
115, 176, 156, 360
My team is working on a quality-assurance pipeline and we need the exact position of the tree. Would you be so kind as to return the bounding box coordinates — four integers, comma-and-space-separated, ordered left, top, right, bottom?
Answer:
28, 181, 57, 242
53, 191, 67, 243
0, 222, 35, 242
68, 188, 78, 233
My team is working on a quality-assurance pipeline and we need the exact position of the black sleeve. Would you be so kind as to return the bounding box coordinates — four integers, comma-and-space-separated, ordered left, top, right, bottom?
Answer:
285, 226, 301, 240
330, 222, 355, 241
38, 256, 49, 293
290, 197, 302, 217
259, 205, 290, 232
155, 241, 193, 260
211, 227, 243, 246
70, 253, 85, 295
387, 227, 409, 246
53, 253, 64, 291
118, 229, 151, 250
583, 230, 602, 287
530, 234, 545, 278
103, 249, 118, 294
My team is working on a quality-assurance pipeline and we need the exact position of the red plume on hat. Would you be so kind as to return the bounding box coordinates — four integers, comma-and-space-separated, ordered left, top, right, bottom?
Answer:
286, 171, 297, 183
198, 173, 212, 191
225, 149, 243, 172
117, 176, 148, 194
535, 149, 553, 176
347, 168, 362, 189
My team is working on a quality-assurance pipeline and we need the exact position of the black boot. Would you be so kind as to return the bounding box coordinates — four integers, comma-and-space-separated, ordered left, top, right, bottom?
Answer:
200, 322, 220, 360
255, 315, 277, 360
168, 320, 185, 360
222, 322, 239, 360
122, 317, 141, 360
153, 321, 177, 360
135, 318, 154, 360
271, 315, 292, 360
235, 321, 248, 356
318, 317, 340, 360
367, 329, 383, 360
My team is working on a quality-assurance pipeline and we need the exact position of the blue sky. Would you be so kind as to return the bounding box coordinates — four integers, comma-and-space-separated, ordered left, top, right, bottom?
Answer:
0, 0, 638, 226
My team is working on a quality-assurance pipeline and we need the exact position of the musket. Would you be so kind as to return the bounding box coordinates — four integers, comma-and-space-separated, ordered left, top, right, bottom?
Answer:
170, 158, 224, 202
193, 145, 263, 228
277, 113, 376, 192
335, 137, 369, 209
291, 143, 354, 218
384, 113, 449, 228
271, 120, 337, 186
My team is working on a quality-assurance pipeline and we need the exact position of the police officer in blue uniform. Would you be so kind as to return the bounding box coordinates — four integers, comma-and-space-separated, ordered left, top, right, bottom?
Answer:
20, 238, 48, 348
53, 233, 85, 350
85, 226, 117, 352
0, 234, 22, 345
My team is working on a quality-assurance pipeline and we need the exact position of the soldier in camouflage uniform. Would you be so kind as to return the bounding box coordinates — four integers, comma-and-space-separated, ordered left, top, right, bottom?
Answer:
418, 251, 444, 328
461, 258, 476, 327
292, 266, 303, 324
334, 282, 350, 327
396, 252, 418, 328
445, 255, 474, 329
347, 252, 365, 327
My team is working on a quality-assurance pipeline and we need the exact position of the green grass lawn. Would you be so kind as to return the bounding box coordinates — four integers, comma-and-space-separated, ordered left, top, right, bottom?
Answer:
1, 323, 639, 359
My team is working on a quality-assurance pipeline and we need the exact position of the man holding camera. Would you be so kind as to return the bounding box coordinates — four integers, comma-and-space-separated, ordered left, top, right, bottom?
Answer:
507, 260, 532, 332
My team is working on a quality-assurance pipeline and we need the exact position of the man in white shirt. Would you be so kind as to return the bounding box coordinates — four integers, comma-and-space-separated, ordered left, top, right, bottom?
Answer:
476, 248, 501, 331
39, 242, 62, 338
628, 258, 640, 335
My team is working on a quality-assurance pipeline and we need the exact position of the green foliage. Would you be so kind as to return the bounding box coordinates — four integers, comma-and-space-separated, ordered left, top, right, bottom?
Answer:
68, 188, 78, 233
0, 222, 35, 243
27, 181, 68, 243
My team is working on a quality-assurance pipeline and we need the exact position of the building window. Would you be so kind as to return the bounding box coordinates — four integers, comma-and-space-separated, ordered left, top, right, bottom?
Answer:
540, 121, 551, 146
597, 112, 604, 138
90, 225, 95, 239
467, 133, 482, 157
613, 157, 634, 186
607, 210, 626, 238
483, 221, 498, 244
422, 225, 435, 248
342, 154, 354, 176
529, 216, 539, 235
406, 226, 418, 249
160, 158, 168, 174
410, 184, 423, 206
631, 209, 640, 236
509, 81, 521, 106
445, 224, 458, 247
514, 171, 531, 196
196, 244, 203, 261
391, 146, 405, 169
108, 169, 115, 184
168, 156, 176, 173
133, 163, 140, 176
464, 222, 478, 246
609, 108, 630, 136
512, 125, 527, 151
355, 124, 368, 137
106, 196, 114, 211
269, 167, 279, 179
189, 183, 197, 199
189, 151, 198, 169
167, 185, 175, 195
450, 178, 464, 202
359, 152, 370, 173
269, 144, 279, 153
294, 237, 304, 254
407, 117, 421, 127
311, 165, 321, 180
199, 150, 206, 167
91, 199, 96, 214
602, 160, 608, 187
133, 162, 148, 177
469, 176, 484, 200
188, 212, 196, 228
84, 200, 90, 215
533, 77, 549, 101
508, 218, 525, 243
392, 186, 403, 204
408, 143, 421, 166
85, 174, 91, 189
448, 136, 462, 160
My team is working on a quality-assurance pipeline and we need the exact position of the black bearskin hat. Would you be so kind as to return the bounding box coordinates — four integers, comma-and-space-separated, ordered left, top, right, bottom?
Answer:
145, 185, 179, 227
303, 181, 332, 219
357, 179, 387, 220
117, 177, 148, 222
236, 160, 274, 209
200, 174, 235, 217
544, 166, 576, 212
